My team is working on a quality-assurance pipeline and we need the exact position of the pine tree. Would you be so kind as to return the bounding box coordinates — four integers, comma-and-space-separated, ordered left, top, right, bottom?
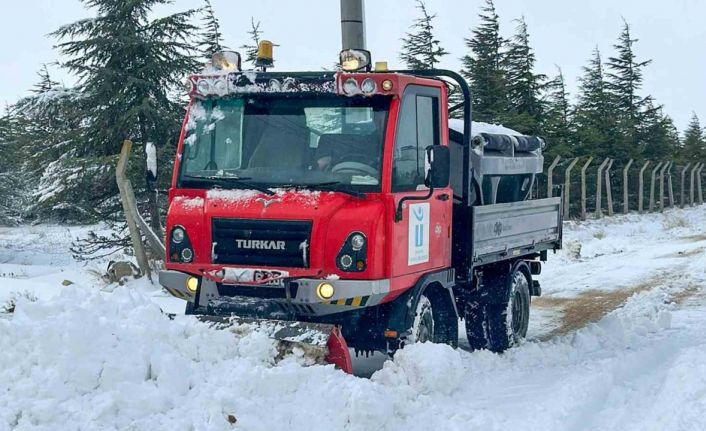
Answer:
606, 20, 655, 159
0, 111, 23, 225
571, 48, 620, 158
241, 18, 263, 68
461, 0, 507, 124
399, 0, 448, 70
50, 0, 200, 224
682, 113, 705, 161
542, 67, 572, 158
503, 17, 546, 134
199, 0, 226, 59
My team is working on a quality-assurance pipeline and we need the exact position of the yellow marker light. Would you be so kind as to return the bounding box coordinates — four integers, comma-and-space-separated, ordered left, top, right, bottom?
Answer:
381, 79, 393, 91
255, 40, 275, 68
186, 276, 199, 292
316, 282, 335, 300
374, 61, 389, 72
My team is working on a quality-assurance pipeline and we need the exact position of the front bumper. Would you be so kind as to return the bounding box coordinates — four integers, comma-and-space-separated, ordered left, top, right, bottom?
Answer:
158, 270, 390, 318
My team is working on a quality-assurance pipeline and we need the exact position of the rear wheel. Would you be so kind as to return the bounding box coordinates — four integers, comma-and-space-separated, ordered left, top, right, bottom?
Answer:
485, 267, 531, 352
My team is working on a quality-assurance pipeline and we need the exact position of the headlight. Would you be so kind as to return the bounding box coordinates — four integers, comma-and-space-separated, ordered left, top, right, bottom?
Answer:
181, 248, 193, 263
172, 227, 185, 244
213, 78, 228, 95
361, 78, 376, 94
350, 233, 366, 251
316, 282, 335, 300
342, 78, 359, 95
339, 254, 353, 269
196, 79, 210, 95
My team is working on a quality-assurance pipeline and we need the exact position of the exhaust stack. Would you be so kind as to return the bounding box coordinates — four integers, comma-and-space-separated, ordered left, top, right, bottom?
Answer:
340, 0, 366, 50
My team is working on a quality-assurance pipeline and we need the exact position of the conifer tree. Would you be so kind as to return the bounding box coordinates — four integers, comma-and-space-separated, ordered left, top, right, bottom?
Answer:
639, 104, 679, 161
542, 67, 572, 157
399, 0, 448, 70
241, 18, 264, 68
503, 17, 545, 134
461, 0, 507, 124
50, 0, 200, 222
571, 48, 620, 158
606, 20, 655, 158
200, 0, 226, 59
682, 113, 705, 160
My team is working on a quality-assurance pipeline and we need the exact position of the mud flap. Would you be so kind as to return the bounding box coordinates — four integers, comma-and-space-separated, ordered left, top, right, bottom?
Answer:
195, 315, 353, 374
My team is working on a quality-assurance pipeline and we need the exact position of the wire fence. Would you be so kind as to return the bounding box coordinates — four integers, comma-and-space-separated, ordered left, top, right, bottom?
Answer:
533, 156, 706, 220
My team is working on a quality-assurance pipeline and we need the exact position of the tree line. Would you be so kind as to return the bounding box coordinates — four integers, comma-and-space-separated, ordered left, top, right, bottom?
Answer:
0, 0, 704, 228
400, 0, 705, 163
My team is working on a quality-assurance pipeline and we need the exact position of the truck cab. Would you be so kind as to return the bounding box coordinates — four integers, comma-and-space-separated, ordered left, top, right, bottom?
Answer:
159, 48, 561, 357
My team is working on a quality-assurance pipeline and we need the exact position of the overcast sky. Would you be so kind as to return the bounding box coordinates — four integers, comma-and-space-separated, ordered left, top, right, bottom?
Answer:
1, 0, 704, 132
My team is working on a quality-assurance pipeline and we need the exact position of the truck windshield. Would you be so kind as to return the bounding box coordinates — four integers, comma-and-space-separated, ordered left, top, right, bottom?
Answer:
180, 95, 391, 193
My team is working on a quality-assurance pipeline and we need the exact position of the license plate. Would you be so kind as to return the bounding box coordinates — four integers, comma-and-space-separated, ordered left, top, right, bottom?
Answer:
253, 270, 286, 287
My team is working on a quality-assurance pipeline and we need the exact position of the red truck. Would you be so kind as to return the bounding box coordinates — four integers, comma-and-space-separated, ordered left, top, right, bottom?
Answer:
158, 46, 562, 373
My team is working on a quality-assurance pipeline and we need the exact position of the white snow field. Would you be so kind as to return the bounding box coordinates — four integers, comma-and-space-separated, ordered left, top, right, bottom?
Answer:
1, 206, 706, 430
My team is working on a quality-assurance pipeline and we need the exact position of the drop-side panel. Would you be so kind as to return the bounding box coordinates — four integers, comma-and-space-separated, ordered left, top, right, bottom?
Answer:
471, 197, 561, 262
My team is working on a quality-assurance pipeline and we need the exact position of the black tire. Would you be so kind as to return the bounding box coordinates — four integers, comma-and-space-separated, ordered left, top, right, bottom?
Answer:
408, 289, 459, 348
485, 267, 531, 352
464, 300, 488, 350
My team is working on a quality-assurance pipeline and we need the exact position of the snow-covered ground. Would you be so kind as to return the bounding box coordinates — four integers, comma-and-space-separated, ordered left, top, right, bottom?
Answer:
1, 206, 706, 430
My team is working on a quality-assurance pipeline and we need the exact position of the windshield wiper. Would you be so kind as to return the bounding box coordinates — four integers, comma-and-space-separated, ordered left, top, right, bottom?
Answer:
183, 175, 276, 195
291, 182, 366, 199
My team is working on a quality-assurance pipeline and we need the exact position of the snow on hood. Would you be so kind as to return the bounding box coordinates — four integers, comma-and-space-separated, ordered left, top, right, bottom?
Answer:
448, 118, 522, 137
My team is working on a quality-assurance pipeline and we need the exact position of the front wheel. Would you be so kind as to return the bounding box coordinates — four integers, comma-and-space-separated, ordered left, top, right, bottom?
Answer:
408, 289, 459, 347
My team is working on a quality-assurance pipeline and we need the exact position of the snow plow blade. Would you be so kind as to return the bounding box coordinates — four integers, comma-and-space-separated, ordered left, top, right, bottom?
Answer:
196, 315, 353, 373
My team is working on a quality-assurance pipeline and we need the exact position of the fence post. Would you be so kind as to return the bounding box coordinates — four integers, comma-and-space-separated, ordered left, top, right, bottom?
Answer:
563, 157, 579, 218
667, 162, 675, 208
698, 163, 705, 205
604, 159, 614, 216
638, 161, 650, 213
595, 158, 610, 218
547, 156, 561, 198
681, 163, 691, 208
622, 159, 633, 214
658, 162, 669, 212
580, 156, 594, 221
690, 163, 699, 206
649, 162, 662, 212
116, 140, 152, 280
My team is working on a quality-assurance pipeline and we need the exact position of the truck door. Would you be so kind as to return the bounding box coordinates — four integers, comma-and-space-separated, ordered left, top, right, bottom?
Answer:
390, 85, 452, 278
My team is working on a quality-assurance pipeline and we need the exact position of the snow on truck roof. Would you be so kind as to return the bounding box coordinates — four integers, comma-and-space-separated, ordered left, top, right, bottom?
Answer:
448, 118, 521, 138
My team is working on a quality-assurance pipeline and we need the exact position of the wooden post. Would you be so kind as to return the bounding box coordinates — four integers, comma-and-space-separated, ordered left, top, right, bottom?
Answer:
604, 159, 614, 216
667, 162, 675, 208
563, 157, 579, 218
595, 158, 610, 218
658, 162, 669, 212
580, 157, 593, 221
698, 163, 705, 205
690, 162, 699, 206
649, 162, 662, 212
681, 163, 691, 208
622, 159, 633, 214
547, 156, 561, 199
116, 140, 151, 280
638, 161, 650, 213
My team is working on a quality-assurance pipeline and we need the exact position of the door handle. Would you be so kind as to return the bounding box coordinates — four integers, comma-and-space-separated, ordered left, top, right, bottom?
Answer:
436, 193, 450, 201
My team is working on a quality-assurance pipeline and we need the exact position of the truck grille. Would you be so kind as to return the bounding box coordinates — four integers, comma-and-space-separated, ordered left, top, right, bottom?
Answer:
212, 219, 312, 268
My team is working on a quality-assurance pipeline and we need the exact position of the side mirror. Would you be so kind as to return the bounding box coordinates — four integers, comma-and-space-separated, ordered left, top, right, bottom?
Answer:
425, 145, 450, 189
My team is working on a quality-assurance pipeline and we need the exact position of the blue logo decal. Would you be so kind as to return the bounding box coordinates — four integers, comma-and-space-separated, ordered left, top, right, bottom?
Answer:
412, 207, 425, 221
415, 224, 424, 247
